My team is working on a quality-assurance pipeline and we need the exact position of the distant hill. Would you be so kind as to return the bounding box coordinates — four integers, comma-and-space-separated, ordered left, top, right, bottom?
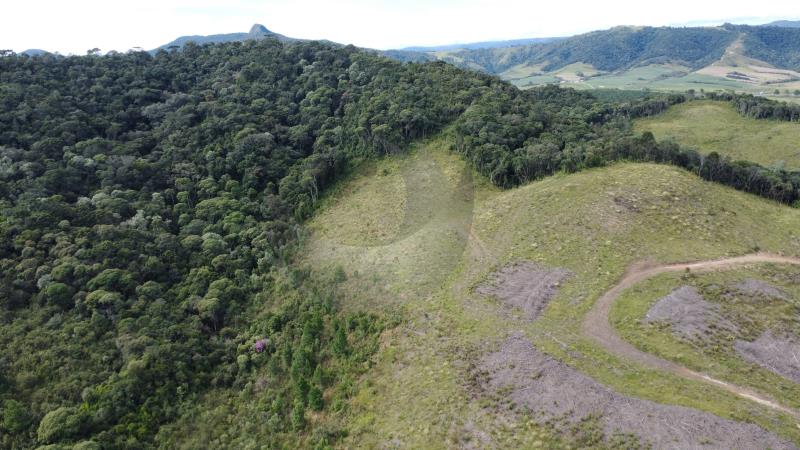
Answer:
154, 24, 296, 51
764, 20, 800, 28
732, 23, 800, 69
399, 37, 562, 52
20, 49, 50, 56
379, 49, 437, 63
396, 26, 738, 75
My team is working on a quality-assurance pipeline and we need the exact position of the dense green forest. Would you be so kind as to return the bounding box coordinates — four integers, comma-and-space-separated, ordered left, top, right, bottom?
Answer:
2, 37, 800, 449
0, 39, 514, 448
705, 91, 800, 121
735, 24, 800, 69
452, 88, 800, 203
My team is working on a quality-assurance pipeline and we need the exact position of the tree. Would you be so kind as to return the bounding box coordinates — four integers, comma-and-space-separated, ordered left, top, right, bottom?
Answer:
332, 323, 348, 356
37, 407, 85, 443
290, 399, 305, 430
308, 385, 323, 411
3, 399, 32, 433
40, 282, 73, 308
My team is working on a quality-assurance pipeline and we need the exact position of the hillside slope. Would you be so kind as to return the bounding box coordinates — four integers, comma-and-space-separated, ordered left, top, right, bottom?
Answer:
4, 33, 800, 448
766, 20, 800, 28
304, 138, 800, 448
399, 36, 562, 52
634, 100, 800, 168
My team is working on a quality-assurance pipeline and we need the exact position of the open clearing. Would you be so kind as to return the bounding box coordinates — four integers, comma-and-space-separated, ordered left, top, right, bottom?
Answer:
644, 286, 738, 341
506, 52, 800, 99
585, 253, 800, 419
696, 36, 800, 85
634, 100, 800, 168
303, 135, 800, 448
612, 262, 800, 413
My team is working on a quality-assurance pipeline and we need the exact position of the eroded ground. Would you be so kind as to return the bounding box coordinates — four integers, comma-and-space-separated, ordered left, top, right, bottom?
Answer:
645, 285, 738, 341
475, 262, 571, 321
474, 333, 795, 450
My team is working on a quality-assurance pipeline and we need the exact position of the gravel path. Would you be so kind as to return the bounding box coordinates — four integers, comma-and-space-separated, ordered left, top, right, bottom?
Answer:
581, 252, 800, 420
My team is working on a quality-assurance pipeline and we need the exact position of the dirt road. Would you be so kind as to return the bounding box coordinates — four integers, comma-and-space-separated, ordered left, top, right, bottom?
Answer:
581, 252, 800, 420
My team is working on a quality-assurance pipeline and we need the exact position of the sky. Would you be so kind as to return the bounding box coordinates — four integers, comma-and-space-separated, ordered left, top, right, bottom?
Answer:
1, 0, 798, 54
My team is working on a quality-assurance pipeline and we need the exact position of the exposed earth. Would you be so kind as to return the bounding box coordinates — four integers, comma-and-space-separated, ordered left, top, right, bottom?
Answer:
644, 285, 738, 342
474, 333, 797, 450
475, 262, 571, 321
308, 143, 800, 448
733, 278, 790, 300
736, 332, 800, 384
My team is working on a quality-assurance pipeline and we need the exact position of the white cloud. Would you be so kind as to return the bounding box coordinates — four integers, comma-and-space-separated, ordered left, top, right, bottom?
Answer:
1, 0, 797, 54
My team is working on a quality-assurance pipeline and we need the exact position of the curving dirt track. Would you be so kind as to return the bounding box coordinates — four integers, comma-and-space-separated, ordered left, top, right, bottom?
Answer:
582, 252, 800, 420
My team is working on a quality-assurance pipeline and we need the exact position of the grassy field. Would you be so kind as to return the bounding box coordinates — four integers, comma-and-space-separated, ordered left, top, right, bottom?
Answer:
634, 100, 800, 169
577, 71, 760, 93
514, 74, 560, 87
302, 135, 800, 448
509, 63, 755, 92
611, 265, 800, 410
500, 62, 547, 80
582, 64, 689, 89
509, 62, 800, 101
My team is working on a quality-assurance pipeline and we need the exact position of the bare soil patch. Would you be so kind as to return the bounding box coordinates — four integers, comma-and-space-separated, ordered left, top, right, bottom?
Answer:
736, 332, 800, 383
733, 278, 789, 300
473, 333, 796, 450
475, 262, 571, 321
645, 286, 738, 342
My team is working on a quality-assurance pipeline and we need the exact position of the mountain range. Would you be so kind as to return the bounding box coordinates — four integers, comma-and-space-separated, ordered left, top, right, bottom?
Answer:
388, 23, 800, 95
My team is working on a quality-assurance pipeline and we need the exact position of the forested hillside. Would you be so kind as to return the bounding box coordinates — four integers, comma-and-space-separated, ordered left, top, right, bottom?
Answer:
735, 23, 800, 69
2, 36, 800, 448
0, 37, 664, 448
0, 39, 514, 448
